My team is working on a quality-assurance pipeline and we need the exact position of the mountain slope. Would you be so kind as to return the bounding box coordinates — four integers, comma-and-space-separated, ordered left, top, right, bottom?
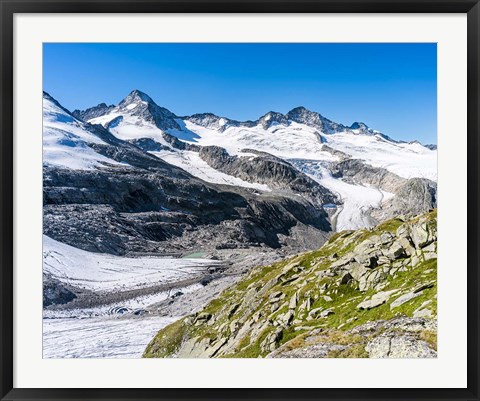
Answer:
75, 90, 437, 231
88, 89, 179, 144
43, 92, 335, 256
43, 92, 125, 170
144, 210, 437, 358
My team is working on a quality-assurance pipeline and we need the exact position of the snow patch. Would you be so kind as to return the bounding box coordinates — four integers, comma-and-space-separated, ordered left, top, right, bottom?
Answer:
327, 132, 437, 180
43, 235, 218, 293
150, 150, 270, 192
43, 97, 124, 170
171, 120, 436, 181
89, 113, 171, 147
43, 315, 178, 358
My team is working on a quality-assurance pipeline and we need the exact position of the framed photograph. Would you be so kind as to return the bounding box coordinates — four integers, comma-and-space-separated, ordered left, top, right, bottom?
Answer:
1, 0, 479, 400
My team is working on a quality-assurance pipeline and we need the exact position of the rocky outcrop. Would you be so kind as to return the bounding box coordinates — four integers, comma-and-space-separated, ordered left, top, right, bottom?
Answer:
331, 159, 406, 193
144, 211, 437, 358
321, 145, 349, 160
72, 102, 115, 121
44, 163, 333, 255
197, 146, 337, 207
117, 90, 181, 131
286, 107, 347, 134
363, 317, 437, 358
127, 137, 171, 152
183, 113, 255, 132
373, 178, 437, 221
257, 112, 289, 129
43, 276, 78, 307
328, 158, 437, 222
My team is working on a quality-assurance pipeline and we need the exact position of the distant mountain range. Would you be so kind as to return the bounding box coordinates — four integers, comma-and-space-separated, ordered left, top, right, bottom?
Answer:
43, 89, 437, 256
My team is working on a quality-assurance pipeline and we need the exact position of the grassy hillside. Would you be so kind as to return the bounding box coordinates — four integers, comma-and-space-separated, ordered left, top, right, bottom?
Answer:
144, 210, 437, 359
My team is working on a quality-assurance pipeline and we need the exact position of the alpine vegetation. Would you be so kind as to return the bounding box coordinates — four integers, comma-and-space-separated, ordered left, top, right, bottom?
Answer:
144, 211, 437, 358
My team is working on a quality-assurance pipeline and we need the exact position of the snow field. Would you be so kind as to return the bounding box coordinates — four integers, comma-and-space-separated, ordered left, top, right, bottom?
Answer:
43, 235, 219, 293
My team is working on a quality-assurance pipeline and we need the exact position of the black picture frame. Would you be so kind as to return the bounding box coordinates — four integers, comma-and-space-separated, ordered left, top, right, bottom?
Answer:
1, 1, 479, 400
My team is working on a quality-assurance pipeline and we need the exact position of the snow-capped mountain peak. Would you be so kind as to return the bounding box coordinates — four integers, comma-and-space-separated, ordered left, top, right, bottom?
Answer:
257, 111, 289, 129
185, 113, 236, 131
44, 90, 438, 234
286, 106, 346, 134
87, 90, 181, 141
118, 89, 155, 108
72, 102, 115, 121
76, 90, 437, 183
350, 121, 369, 131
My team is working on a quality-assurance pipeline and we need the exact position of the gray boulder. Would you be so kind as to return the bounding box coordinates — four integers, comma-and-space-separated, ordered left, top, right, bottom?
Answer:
366, 335, 436, 358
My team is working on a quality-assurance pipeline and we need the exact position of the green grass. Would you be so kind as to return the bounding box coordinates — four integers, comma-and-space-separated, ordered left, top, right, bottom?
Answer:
143, 319, 187, 358
328, 343, 369, 358
144, 211, 437, 359
221, 327, 272, 358
419, 330, 437, 351
318, 258, 437, 331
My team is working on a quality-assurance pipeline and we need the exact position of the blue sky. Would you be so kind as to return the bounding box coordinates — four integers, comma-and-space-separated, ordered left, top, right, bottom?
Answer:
43, 43, 437, 144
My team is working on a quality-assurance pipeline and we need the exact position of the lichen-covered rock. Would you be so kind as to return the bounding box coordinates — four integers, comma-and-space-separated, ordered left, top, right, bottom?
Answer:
384, 241, 406, 260
144, 211, 437, 359
357, 290, 398, 310
411, 223, 430, 249
390, 291, 422, 309
366, 335, 436, 358
261, 328, 283, 353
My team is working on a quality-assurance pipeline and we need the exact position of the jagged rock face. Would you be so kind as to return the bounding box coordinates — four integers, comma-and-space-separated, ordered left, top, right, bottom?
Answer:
73, 90, 181, 131
350, 122, 369, 131
373, 178, 437, 221
144, 211, 437, 359
286, 107, 346, 134
44, 163, 334, 255
116, 89, 181, 131
72, 103, 115, 121
197, 146, 337, 207
185, 106, 359, 134
398, 178, 437, 213
425, 144, 437, 150
184, 112, 260, 133
332, 159, 407, 193
43, 277, 77, 307
128, 138, 171, 152
348, 121, 381, 136
328, 158, 437, 224
363, 317, 437, 358
257, 111, 289, 129
184, 113, 234, 132
185, 107, 373, 135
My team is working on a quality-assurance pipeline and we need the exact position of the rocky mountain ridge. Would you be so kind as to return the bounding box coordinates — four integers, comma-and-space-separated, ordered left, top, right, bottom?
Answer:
73, 89, 437, 232
79, 90, 390, 139
43, 92, 334, 256
45, 89, 438, 255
